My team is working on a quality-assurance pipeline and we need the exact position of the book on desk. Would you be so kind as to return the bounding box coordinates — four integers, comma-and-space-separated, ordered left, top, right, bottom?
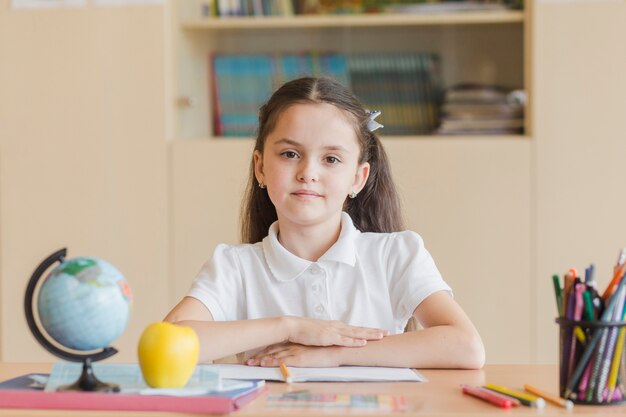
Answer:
0, 363, 266, 414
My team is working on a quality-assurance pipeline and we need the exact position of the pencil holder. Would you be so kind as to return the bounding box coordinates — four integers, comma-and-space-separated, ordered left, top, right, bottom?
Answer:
556, 318, 626, 405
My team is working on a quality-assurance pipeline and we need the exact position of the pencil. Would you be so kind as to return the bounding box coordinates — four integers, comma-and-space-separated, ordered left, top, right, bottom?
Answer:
461, 385, 519, 408
607, 321, 626, 401
484, 383, 545, 408
523, 384, 573, 410
280, 363, 293, 384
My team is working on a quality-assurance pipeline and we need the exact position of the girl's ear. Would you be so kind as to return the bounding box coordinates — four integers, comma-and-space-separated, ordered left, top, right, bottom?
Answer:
253, 150, 264, 184
353, 162, 370, 194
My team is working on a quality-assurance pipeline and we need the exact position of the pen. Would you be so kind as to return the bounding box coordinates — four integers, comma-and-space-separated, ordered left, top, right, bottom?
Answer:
602, 263, 626, 301
280, 363, 293, 384
552, 274, 562, 316
523, 384, 573, 409
461, 385, 519, 408
582, 290, 595, 321
484, 383, 545, 408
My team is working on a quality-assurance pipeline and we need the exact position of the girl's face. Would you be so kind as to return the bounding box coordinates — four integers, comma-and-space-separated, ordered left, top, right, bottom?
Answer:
254, 103, 369, 231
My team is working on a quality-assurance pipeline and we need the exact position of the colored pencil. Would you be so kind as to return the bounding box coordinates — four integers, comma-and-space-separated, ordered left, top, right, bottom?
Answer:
483, 384, 545, 408
523, 384, 573, 410
279, 363, 293, 384
461, 385, 519, 408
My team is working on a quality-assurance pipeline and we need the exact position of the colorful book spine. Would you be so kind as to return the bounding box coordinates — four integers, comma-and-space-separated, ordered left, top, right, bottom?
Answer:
211, 51, 442, 137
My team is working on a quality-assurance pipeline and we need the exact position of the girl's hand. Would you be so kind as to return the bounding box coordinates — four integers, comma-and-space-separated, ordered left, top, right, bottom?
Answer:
284, 317, 388, 347
246, 342, 343, 368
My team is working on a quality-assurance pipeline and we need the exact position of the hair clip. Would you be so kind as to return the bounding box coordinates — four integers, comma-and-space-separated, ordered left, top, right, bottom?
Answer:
366, 110, 383, 132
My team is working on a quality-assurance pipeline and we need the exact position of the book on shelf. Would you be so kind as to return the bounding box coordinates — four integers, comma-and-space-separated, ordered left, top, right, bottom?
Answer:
385, 0, 516, 14
203, 1, 523, 18
437, 83, 525, 135
0, 363, 266, 414
211, 51, 442, 137
211, 52, 349, 137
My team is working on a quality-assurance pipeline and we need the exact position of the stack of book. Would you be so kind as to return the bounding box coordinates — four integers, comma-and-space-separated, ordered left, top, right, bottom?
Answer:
436, 83, 525, 135
212, 53, 349, 136
349, 53, 441, 135
211, 52, 442, 137
206, 1, 522, 17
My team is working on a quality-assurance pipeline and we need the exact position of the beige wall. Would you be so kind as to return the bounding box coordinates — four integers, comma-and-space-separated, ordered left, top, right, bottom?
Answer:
0, 1, 168, 362
533, 1, 626, 363
1, 1, 625, 365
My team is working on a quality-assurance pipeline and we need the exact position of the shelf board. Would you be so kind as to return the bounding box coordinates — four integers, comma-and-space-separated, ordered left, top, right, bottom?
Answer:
172, 135, 529, 142
181, 11, 525, 30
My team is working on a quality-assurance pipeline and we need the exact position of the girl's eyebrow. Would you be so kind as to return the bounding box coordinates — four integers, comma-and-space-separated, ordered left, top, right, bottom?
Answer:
272, 138, 348, 152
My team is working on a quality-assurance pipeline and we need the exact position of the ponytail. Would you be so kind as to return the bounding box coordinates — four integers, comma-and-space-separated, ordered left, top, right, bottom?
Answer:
344, 132, 404, 233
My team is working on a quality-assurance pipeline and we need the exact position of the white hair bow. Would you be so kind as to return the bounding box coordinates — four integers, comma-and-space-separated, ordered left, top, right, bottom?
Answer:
366, 110, 383, 132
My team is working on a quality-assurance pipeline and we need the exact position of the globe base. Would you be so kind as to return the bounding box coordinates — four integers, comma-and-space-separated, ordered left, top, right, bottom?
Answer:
56, 357, 120, 393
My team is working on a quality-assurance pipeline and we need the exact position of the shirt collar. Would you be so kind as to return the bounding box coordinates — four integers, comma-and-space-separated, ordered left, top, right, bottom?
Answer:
262, 212, 359, 282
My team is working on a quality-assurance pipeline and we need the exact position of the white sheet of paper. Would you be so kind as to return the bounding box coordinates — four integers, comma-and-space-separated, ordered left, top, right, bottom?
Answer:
212, 364, 426, 383
92, 0, 163, 5
12, 0, 85, 8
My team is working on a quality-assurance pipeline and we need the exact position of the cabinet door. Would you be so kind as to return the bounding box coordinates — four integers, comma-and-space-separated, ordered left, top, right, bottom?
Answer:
387, 139, 531, 364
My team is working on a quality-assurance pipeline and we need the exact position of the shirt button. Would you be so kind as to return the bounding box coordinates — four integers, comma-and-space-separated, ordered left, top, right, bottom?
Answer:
315, 305, 324, 314
312, 283, 320, 293
310, 265, 321, 275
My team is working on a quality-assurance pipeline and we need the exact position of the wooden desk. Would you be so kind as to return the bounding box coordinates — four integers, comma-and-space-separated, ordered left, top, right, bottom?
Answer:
1, 363, 625, 416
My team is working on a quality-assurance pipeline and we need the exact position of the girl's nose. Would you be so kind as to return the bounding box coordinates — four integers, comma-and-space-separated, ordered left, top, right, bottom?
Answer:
297, 160, 318, 183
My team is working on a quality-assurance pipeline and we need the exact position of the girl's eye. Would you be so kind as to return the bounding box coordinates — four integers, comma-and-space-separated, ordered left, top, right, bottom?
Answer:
325, 156, 340, 164
281, 151, 298, 159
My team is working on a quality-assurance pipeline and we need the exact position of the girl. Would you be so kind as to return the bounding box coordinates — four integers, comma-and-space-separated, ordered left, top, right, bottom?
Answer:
165, 77, 484, 369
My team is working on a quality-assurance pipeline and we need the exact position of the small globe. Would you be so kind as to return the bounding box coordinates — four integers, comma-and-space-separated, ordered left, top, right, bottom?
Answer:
25, 248, 133, 392
36, 256, 133, 351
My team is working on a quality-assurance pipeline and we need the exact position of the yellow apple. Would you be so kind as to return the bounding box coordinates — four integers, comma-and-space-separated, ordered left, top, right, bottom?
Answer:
137, 322, 200, 388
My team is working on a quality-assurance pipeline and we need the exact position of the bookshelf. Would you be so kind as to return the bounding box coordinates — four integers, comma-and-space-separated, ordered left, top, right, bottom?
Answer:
168, 2, 530, 141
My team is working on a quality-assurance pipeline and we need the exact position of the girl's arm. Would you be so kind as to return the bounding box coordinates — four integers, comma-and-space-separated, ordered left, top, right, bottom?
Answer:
249, 291, 485, 369
336, 291, 485, 369
164, 296, 388, 363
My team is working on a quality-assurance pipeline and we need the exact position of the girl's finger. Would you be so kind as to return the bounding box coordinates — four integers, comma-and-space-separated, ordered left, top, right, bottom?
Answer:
341, 327, 385, 340
337, 336, 367, 347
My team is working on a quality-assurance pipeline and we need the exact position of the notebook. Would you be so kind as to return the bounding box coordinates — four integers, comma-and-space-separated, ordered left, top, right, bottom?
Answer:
213, 364, 426, 382
0, 363, 266, 414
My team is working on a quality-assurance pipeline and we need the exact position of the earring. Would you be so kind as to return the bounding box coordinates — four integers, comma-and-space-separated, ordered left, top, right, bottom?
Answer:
349, 191, 357, 199
258, 181, 266, 189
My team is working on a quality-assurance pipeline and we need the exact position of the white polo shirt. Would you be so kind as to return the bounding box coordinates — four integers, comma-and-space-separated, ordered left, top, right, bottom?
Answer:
187, 212, 451, 335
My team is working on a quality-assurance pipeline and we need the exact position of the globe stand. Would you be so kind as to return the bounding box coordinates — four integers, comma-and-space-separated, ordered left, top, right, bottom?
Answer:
24, 248, 123, 393
57, 357, 120, 393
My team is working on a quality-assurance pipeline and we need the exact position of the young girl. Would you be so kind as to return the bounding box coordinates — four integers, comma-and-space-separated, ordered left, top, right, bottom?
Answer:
165, 77, 484, 369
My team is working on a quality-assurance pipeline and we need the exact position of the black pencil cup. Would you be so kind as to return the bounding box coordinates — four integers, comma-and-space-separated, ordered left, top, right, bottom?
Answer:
557, 318, 626, 405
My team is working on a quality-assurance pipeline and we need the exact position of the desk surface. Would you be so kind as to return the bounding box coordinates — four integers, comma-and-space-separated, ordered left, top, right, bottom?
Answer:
1, 363, 625, 416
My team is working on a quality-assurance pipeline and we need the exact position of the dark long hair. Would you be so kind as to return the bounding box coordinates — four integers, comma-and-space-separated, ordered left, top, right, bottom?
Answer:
240, 77, 404, 243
